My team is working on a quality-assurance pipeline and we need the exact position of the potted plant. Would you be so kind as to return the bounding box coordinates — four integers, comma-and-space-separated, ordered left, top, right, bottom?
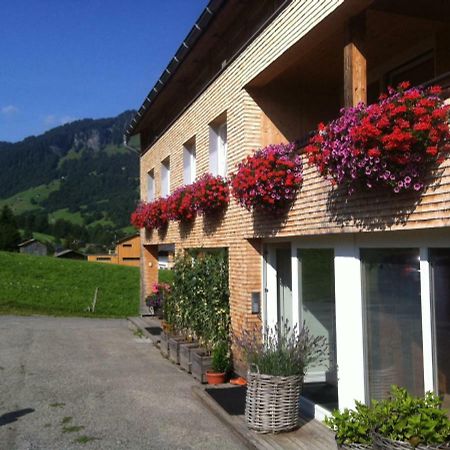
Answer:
371, 386, 450, 449
206, 342, 231, 384
325, 386, 450, 450
324, 401, 375, 449
145, 282, 170, 318
236, 321, 327, 433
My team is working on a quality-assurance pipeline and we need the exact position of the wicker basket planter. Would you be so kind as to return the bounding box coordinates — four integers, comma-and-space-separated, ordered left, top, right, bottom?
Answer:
372, 432, 450, 450
245, 370, 303, 433
338, 443, 373, 449
179, 342, 199, 373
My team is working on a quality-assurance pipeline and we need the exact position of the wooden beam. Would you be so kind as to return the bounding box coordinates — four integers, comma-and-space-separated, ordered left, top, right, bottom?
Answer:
371, 0, 450, 23
435, 29, 450, 75
344, 42, 367, 107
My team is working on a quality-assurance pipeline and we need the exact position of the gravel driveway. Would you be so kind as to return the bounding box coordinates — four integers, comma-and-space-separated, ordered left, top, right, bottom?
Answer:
0, 316, 244, 450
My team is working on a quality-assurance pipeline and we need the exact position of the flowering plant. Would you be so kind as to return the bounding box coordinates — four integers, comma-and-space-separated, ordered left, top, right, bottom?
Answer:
130, 173, 229, 230
231, 142, 303, 213
130, 198, 169, 231
194, 173, 229, 215
306, 82, 450, 194
166, 184, 197, 222
145, 282, 171, 309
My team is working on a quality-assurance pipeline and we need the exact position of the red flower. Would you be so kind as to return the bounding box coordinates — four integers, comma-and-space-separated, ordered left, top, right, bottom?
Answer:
231, 142, 303, 214
306, 81, 450, 194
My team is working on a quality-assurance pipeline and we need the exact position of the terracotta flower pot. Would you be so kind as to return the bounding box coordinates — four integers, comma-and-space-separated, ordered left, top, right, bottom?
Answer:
206, 371, 226, 385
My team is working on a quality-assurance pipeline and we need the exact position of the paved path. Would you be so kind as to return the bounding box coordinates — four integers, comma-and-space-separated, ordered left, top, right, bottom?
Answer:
0, 316, 244, 450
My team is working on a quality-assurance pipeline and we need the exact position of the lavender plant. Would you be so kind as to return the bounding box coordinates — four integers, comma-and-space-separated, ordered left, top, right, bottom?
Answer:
235, 320, 328, 377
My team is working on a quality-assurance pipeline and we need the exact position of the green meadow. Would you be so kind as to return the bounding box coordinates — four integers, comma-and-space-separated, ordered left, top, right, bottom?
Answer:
0, 251, 139, 318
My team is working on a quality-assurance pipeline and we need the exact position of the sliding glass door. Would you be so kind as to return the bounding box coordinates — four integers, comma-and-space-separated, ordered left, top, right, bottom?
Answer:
361, 248, 424, 401
430, 249, 450, 412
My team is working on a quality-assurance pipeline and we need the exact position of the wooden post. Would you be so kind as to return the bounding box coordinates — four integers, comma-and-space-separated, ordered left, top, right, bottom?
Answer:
344, 15, 367, 107
344, 43, 367, 107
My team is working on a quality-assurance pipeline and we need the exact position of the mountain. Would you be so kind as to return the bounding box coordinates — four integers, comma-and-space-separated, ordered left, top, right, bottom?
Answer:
0, 111, 140, 249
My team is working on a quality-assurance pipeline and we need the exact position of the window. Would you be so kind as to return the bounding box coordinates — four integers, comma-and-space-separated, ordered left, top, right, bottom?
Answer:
430, 249, 450, 412
362, 248, 424, 400
147, 169, 155, 201
123, 257, 140, 261
209, 115, 227, 176
183, 138, 196, 184
123, 244, 132, 248
161, 157, 170, 197
298, 248, 338, 410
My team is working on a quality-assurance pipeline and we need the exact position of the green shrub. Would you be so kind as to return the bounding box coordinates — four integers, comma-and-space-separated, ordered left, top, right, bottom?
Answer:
211, 342, 231, 373
165, 249, 230, 350
325, 386, 450, 447
376, 386, 450, 446
325, 401, 375, 445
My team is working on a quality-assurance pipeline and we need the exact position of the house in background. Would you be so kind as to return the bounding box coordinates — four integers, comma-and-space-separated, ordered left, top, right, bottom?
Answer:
54, 249, 86, 260
126, 0, 450, 419
18, 239, 47, 256
87, 234, 141, 267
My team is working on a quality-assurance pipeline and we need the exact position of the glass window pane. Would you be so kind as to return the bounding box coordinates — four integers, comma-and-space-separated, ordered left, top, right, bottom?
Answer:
362, 248, 423, 401
276, 248, 292, 328
299, 249, 338, 410
430, 248, 450, 412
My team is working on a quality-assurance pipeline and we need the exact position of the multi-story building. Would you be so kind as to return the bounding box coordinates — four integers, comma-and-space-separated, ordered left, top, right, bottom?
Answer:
125, 0, 450, 418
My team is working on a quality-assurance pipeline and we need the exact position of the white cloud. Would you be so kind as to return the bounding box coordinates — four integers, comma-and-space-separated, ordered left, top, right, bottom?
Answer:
59, 115, 77, 125
1, 105, 19, 115
43, 114, 57, 125
44, 114, 77, 126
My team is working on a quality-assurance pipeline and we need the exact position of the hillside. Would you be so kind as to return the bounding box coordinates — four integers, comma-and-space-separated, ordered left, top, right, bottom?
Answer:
0, 251, 139, 317
0, 111, 140, 248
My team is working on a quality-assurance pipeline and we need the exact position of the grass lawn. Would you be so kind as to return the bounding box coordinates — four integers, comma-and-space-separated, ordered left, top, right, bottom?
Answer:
158, 269, 174, 284
0, 251, 139, 318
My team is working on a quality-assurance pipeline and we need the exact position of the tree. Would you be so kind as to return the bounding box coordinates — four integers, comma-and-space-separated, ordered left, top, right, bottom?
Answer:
0, 206, 21, 251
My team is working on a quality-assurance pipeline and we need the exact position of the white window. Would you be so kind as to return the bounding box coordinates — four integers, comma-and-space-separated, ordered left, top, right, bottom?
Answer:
147, 169, 155, 201
209, 120, 227, 176
161, 157, 170, 197
183, 139, 196, 184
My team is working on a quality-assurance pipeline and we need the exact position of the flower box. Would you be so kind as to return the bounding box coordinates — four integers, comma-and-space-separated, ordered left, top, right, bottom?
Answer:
179, 342, 200, 373
191, 348, 213, 384
231, 142, 303, 214
159, 331, 170, 359
306, 82, 450, 195
168, 336, 187, 365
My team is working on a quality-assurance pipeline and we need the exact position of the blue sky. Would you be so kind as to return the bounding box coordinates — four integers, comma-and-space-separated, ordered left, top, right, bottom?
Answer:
0, 0, 208, 142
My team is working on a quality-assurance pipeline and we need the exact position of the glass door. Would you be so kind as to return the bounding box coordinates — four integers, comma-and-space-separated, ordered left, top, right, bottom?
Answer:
361, 248, 424, 401
298, 248, 338, 410
430, 249, 450, 412
276, 247, 293, 329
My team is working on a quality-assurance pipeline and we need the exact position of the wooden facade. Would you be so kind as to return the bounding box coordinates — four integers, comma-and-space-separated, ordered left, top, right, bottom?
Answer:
129, 0, 450, 415
87, 234, 141, 267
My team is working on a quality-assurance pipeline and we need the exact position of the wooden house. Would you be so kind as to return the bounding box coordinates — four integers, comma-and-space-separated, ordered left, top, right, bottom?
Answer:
125, 0, 450, 417
18, 239, 47, 256
87, 234, 141, 267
